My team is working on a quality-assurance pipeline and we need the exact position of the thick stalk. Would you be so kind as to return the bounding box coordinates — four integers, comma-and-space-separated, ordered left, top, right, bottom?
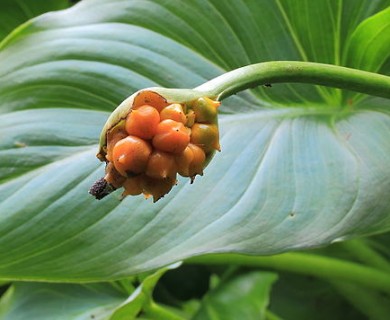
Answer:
143, 302, 186, 320
187, 252, 390, 294
195, 61, 390, 100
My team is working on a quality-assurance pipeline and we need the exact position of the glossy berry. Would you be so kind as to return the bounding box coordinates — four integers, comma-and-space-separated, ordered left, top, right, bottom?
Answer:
112, 136, 152, 176
153, 119, 190, 154
141, 176, 176, 202
125, 105, 160, 140
188, 143, 206, 177
160, 103, 187, 124
176, 143, 205, 177
146, 151, 177, 179
190, 123, 220, 153
193, 97, 220, 123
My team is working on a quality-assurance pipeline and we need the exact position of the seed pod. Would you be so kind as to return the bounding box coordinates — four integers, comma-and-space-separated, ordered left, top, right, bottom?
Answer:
125, 105, 160, 139
190, 123, 220, 153
91, 88, 221, 201
160, 103, 187, 124
112, 136, 152, 176
153, 119, 190, 154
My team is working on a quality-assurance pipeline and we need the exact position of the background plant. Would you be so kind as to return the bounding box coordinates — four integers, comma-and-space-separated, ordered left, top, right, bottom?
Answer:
0, 0, 389, 319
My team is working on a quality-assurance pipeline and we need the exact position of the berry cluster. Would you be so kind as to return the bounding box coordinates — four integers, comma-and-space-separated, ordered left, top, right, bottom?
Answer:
100, 95, 220, 202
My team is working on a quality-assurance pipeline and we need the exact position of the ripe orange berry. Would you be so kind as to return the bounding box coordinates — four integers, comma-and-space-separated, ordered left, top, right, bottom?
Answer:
146, 151, 177, 179
190, 123, 220, 153
112, 136, 152, 176
160, 104, 187, 124
188, 143, 206, 177
125, 105, 160, 140
176, 143, 205, 177
141, 176, 176, 202
175, 145, 194, 177
153, 119, 190, 154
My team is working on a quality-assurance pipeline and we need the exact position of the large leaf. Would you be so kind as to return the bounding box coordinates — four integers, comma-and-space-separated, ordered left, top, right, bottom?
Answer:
193, 272, 277, 320
0, 0, 389, 281
0, 263, 180, 319
0, 0, 70, 42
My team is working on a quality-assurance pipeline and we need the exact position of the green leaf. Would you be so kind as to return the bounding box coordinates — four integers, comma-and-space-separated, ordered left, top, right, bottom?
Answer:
344, 6, 390, 73
0, 263, 180, 320
0, 283, 126, 320
110, 262, 181, 320
0, 0, 70, 42
0, 0, 389, 281
193, 272, 277, 320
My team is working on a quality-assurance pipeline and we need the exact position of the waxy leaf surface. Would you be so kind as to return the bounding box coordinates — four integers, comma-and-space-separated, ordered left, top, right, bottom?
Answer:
0, 0, 389, 281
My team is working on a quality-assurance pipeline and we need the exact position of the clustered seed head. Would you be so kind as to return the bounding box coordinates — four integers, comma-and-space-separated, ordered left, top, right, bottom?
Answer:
92, 92, 221, 202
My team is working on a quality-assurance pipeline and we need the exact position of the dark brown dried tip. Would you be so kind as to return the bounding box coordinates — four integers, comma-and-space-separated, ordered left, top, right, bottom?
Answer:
89, 177, 115, 200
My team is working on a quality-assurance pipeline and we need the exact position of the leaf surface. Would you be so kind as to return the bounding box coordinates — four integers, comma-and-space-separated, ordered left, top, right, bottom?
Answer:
0, 0, 389, 281
0, 0, 69, 42
193, 272, 277, 320
0, 264, 180, 319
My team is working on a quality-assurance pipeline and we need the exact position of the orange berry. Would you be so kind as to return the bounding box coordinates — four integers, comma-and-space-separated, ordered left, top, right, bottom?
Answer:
176, 143, 205, 177
141, 176, 176, 202
146, 151, 177, 179
160, 104, 187, 124
188, 143, 206, 177
175, 145, 194, 177
153, 119, 190, 154
125, 105, 160, 139
190, 123, 220, 153
112, 136, 152, 176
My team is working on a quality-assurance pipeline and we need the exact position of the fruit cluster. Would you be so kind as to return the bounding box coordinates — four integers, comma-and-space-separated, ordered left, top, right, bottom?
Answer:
100, 96, 220, 202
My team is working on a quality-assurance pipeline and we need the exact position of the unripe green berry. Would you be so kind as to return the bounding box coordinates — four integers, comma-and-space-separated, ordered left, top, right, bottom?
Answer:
190, 123, 220, 153
193, 97, 220, 123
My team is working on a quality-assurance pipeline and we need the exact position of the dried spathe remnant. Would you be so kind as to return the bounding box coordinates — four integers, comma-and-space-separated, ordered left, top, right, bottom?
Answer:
90, 90, 220, 202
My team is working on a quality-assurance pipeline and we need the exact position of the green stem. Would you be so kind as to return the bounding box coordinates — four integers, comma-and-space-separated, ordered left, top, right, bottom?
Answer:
266, 310, 284, 320
143, 302, 186, 320
195, 61, 390, 100
187, 252, 390, 294
340, 238, 390, 272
